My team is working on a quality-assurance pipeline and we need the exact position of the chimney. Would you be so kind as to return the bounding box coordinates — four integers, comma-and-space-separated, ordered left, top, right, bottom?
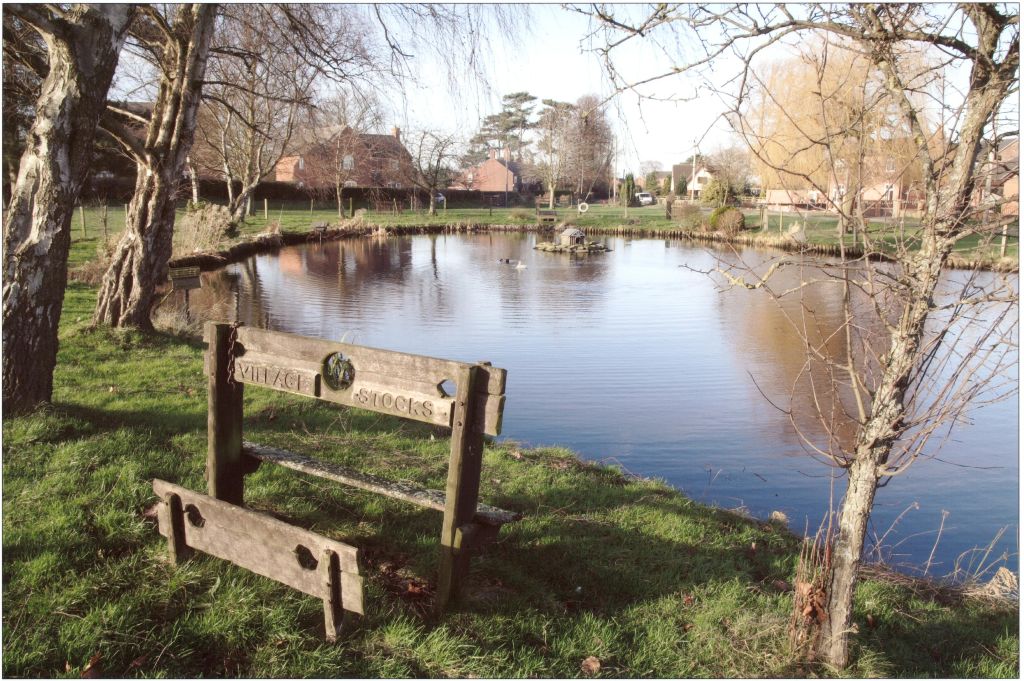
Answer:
392, 126, 401, 141
503, 147, 511, 162
489, 148, 497, 161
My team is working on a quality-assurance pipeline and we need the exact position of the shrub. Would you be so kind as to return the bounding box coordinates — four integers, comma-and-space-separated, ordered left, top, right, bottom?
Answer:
711, 207, 745, 234
671, 202, 704, 230
174, 202, 234, 256
702, 178, 732, 206
510, 208, 533, 221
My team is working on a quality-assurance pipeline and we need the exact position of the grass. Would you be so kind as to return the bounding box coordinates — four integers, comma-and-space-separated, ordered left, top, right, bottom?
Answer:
3, 281, 1019, 677
71, 200, 1018, 273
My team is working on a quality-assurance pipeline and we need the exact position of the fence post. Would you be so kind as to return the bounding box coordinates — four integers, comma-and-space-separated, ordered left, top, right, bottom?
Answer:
79, 205, 87, 238
435, 365, 483, 613
205, 322, 245, 505
264, 198, 268, 221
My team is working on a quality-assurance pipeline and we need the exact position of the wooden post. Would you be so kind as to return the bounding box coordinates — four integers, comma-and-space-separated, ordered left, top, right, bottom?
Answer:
320, 548, 343, 642
161, 492, 192, 564
310, 198, 314, 214
206, 322, 245, 505
101, 204, 109, 243
264, 198, 268, 220
79, 205, 87, 238
1000, 224, 1008, 258
435, 364, 483, 613
349, 197, 354, 218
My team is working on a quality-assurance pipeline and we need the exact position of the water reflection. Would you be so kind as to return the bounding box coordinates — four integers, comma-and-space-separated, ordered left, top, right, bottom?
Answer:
181, 233, 1018, 576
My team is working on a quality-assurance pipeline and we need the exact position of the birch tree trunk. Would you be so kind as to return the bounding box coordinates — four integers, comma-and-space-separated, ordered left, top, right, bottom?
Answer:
818, 6, 1015, 665
94, 4, 217, 329
2, 4, 132, 412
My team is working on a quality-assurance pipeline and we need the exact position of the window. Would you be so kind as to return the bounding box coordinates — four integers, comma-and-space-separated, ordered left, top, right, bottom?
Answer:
885, 158, 896, 174
344, 180, 357, 188
389, 159, 399, 171
343, 155, 354, 170
297, 157, 305, 171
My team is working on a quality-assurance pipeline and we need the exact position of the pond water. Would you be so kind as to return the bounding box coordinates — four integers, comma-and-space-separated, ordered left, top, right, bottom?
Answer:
182, 232, 1018, 578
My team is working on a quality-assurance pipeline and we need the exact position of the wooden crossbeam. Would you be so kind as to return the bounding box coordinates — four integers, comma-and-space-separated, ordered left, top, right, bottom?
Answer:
243, 441, 521, 527
154, 479, 364, 640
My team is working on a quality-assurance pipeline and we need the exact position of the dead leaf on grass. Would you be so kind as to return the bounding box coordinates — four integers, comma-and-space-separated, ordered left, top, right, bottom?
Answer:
581, 656, 601, 675
81, 653, 102, 678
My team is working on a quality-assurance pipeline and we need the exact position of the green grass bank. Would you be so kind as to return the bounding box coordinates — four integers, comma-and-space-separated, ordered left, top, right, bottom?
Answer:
3, 282, 1018, 677
71, 202, 1017, 275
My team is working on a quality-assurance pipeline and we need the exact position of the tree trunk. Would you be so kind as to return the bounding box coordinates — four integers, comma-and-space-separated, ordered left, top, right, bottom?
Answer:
93, 173, 179, 329
428, 193, 437, 216
548, 184, 555, 210
818, 457, 879, 668
187, 155, 200, 204
94, 4, 217, 329
2, 5, 132, 412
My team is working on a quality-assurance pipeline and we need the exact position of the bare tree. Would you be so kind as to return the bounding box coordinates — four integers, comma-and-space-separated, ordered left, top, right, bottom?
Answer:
193, 5, 382, 222
707, 145, 751, 204
193, 7, 315, 221
94, 4, 218, 329
535, 99, 576, 208
406, 130, 461, 215
577, 3, 1019, 668
566, 95, 616, 201
302, 91, 386, 220
2, 4, 134, 412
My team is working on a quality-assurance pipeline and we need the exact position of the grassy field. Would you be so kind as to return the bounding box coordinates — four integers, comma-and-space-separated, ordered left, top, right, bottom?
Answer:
2, 277, 1019, 677
71, 199, 1018, 271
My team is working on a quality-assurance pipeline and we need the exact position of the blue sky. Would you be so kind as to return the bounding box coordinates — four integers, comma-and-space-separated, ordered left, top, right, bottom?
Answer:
386, 5, 739, 174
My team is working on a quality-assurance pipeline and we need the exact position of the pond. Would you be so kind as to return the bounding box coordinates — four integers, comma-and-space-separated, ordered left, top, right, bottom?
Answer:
180, 232, 1018, 578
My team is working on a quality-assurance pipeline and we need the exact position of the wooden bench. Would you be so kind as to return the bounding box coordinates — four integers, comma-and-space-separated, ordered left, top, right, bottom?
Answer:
537, 209, 557, 223
153, 322, 517, 639
310, 221, 329, 238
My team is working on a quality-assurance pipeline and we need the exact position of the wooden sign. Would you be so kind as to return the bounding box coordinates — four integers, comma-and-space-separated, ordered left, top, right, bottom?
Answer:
169, 266, 202, 291
221, 326, 507, 436
154, 479, 364, 638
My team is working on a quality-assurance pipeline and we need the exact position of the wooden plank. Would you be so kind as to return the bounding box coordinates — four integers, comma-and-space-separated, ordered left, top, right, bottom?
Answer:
435, 365, 484, 612
242, 441, 521, 526
206, 322, 244, 505
226, 343, 506, 436
169, 266, 201, 279
233, 326, 507, 395
153, 480, 364, 615
171, 276, 201, 291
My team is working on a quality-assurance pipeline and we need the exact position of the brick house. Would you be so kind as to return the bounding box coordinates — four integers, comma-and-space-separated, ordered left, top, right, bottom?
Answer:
450, 147, 521, 192
275, 126, 414, 189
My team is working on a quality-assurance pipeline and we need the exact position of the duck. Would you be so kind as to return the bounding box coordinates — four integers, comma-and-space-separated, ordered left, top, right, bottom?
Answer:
514, 260, 527, 270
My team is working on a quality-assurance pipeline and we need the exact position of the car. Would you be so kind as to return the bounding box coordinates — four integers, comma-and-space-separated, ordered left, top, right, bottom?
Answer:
434, 192, 446, 204
635, 192, 655, 206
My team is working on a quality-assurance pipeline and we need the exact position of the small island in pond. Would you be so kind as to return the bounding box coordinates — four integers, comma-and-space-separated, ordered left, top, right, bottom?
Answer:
535, 227, 611, 253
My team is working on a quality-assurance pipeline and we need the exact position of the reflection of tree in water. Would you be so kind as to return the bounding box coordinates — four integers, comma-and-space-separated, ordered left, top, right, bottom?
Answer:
717, 254, 889, 455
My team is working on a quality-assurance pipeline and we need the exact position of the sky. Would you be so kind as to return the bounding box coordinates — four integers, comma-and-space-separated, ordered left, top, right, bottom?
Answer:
385, 5, 740, 175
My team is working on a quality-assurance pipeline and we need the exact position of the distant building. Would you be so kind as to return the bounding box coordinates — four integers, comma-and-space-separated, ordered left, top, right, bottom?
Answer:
972, 138, 1019, 217
450, 148, 521, 192
275, 126, 414, 189
671, 162, 715, 199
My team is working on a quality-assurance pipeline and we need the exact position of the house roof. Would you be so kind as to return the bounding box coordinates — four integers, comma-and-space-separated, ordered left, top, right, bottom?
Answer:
560, 227, 585, 237
286, 127, 410, 159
